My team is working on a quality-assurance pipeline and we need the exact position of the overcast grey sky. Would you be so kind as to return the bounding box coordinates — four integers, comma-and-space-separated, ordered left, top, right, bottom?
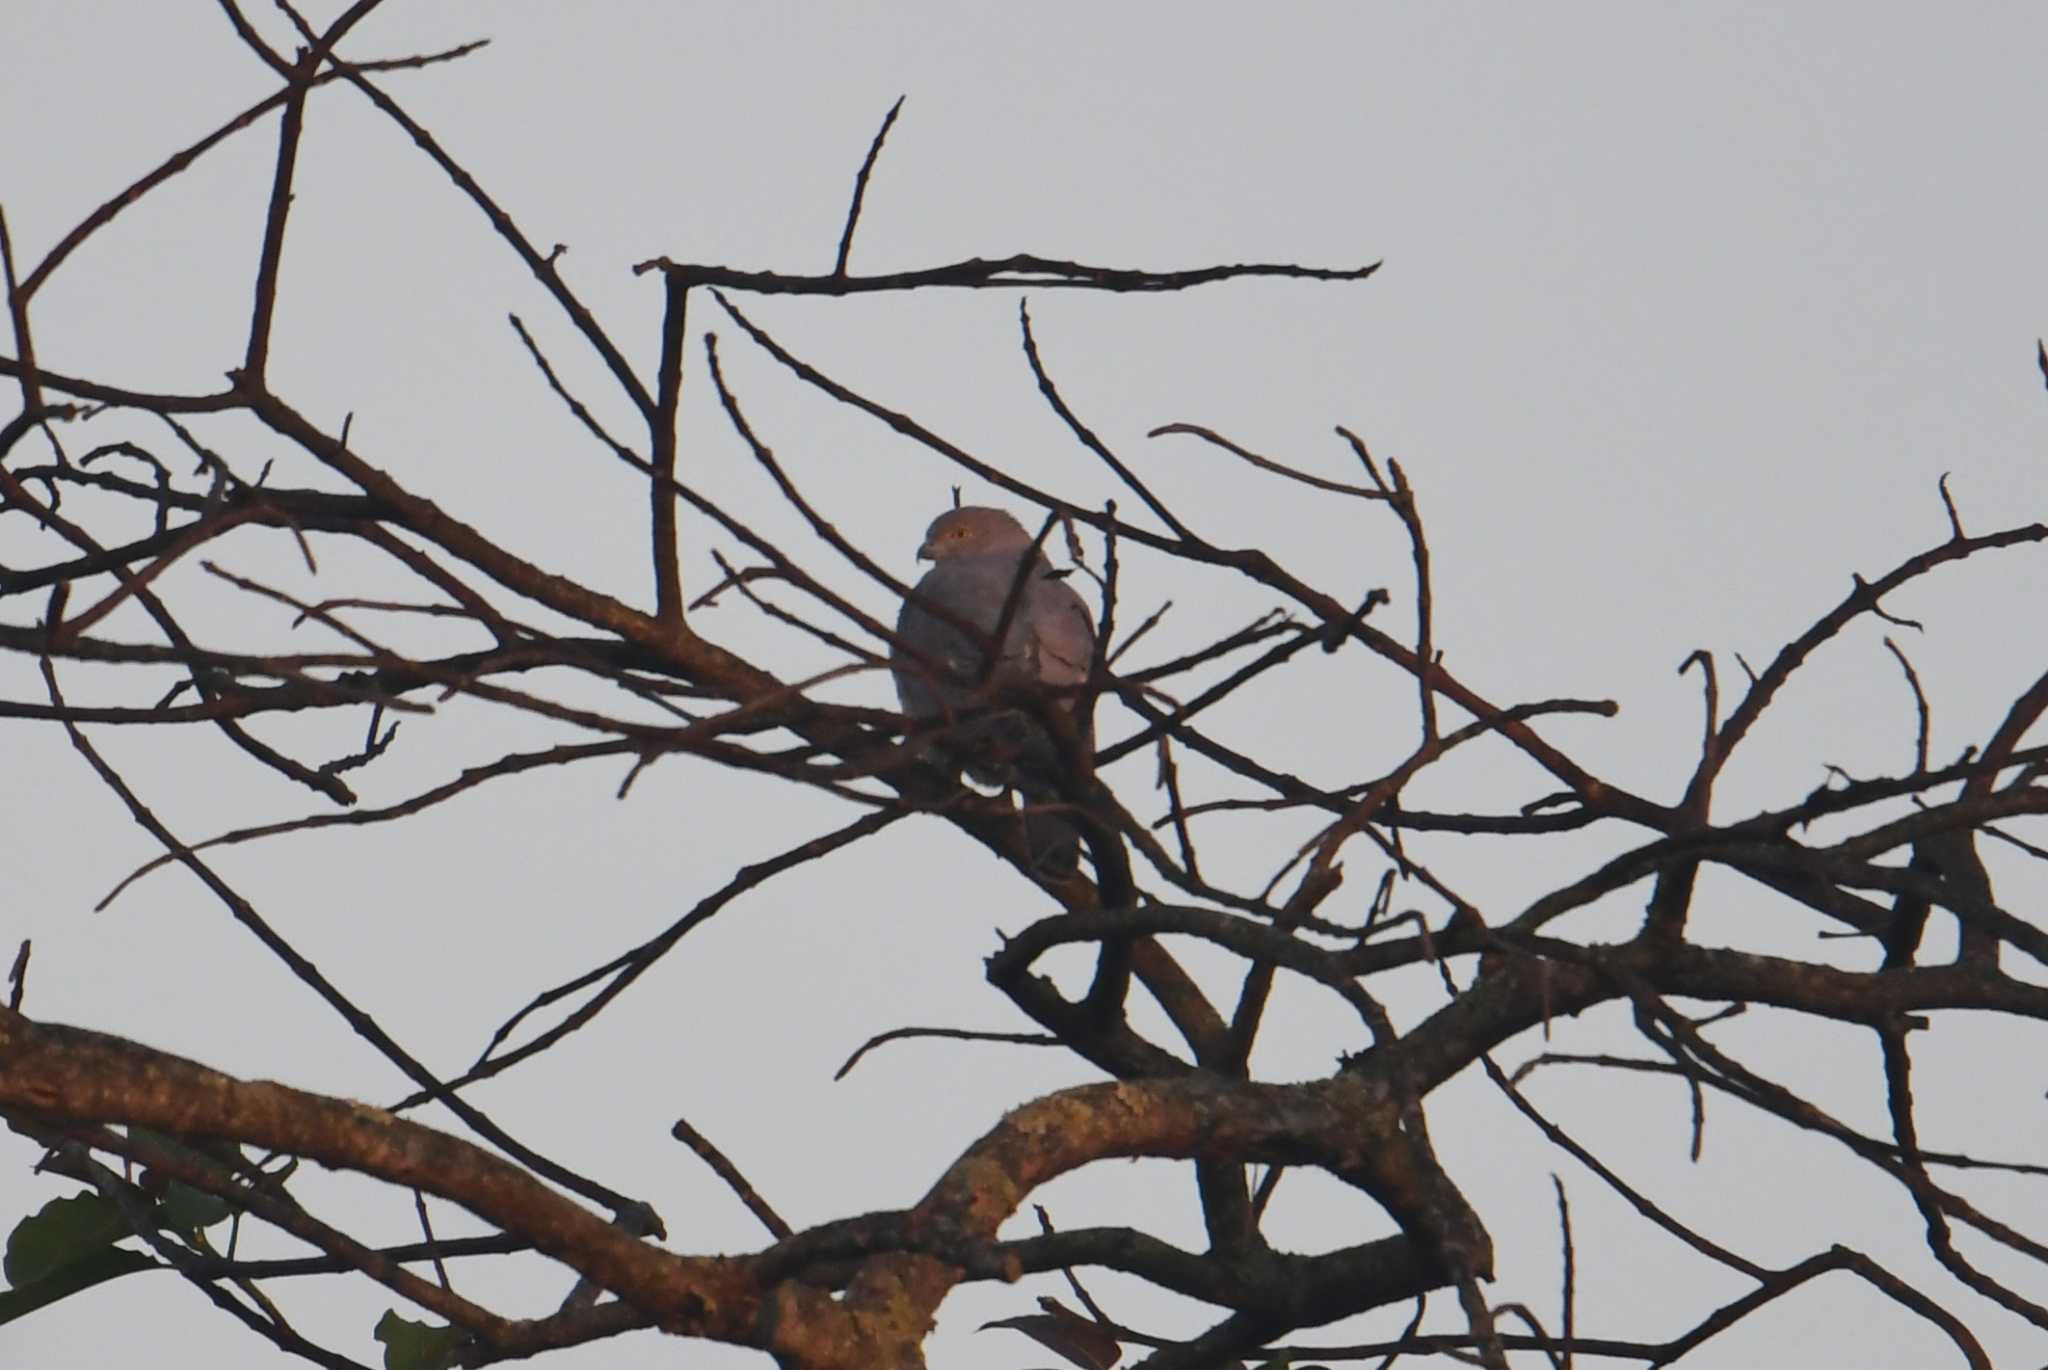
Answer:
5, 4, 2047, 1367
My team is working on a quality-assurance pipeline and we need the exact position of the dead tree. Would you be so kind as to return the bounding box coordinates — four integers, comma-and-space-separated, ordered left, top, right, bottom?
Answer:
4, 8, 2047, 1369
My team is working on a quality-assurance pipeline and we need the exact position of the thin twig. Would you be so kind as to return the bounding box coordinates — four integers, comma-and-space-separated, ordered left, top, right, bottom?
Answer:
834, 96, 905, 275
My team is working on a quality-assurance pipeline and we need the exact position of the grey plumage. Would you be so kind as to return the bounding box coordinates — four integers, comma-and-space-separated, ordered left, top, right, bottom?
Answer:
891, 506, 1096, 871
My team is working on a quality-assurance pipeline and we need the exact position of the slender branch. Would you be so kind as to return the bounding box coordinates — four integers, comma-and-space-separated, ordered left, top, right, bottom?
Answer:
651, 274, 690, 623
833, 96, 905, 275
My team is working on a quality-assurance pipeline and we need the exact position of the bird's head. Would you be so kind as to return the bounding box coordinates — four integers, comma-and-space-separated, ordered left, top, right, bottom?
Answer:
917, 506, 1034, 561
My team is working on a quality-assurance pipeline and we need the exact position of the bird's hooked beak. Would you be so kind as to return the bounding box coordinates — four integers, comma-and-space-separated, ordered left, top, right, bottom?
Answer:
916, 538, 938, 561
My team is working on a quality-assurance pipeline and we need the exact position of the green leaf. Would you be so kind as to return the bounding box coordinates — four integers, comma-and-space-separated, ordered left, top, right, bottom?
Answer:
374, 1309, 466, 1370
154, 1181, 234, 1236
0, 1243, 159, 1323
5, 1192, 131, 1288
0, 1194, 158, 1324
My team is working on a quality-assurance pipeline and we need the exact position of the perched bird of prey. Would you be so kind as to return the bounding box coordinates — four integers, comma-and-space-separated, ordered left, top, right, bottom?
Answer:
891, 506, 1097, 872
